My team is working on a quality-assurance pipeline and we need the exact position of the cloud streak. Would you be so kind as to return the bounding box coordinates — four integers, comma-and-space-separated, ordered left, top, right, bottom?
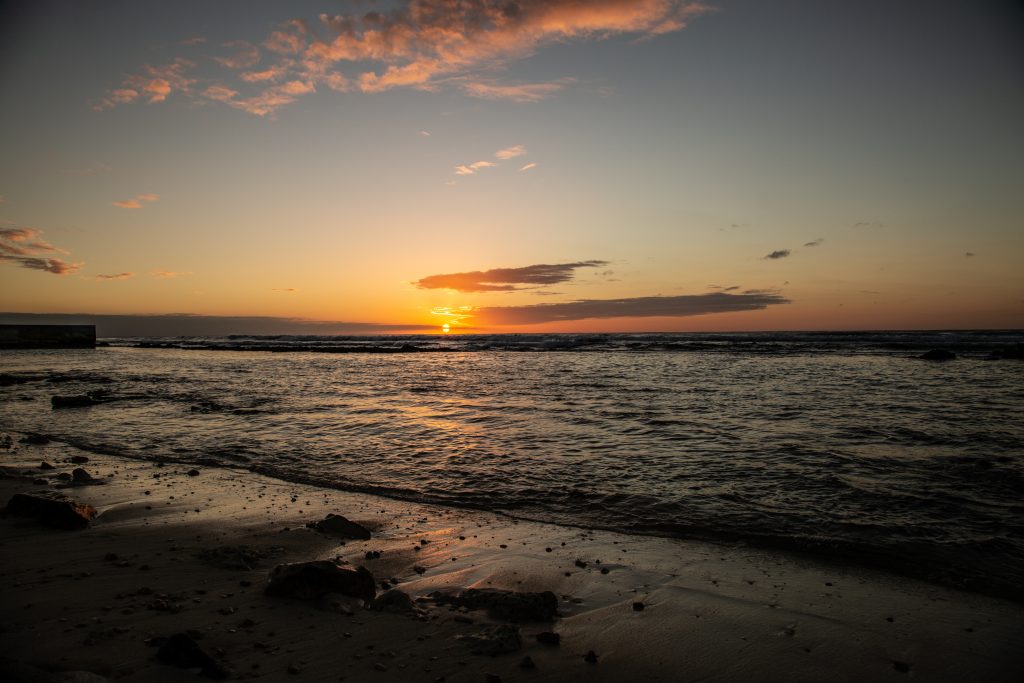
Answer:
96, 272, 135, 281
0, 227, 81, 275
113, 193, 159, 209
467, 292, 790, 325
415, 261, 609, 292
763, 249, 791, 260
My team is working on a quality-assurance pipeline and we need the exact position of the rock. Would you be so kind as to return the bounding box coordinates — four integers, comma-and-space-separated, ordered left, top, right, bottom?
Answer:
23, 434, 51, 445
265, 561, 376, 602
371, 589, 422, 616
156, 633, 228, 679
437, 588, 558, 622
918, 349, 956, 361
71, 468, 96, 484
519, 655, 536, 669
893, 661, 912, 673
584, 650, 599, 663
39, 461, 56, 470
535, 631, 560, 646
3, 491, 96, 529
306, 513, 371, 540
32, 478, 49, 486
197, 545, 271, 570
456, 624, 522, 655
187, 469, 200, 477
70, 455, 90, 464
632, 602, 645, 612
51, 395, 101, 409
988, 345, 1024, 360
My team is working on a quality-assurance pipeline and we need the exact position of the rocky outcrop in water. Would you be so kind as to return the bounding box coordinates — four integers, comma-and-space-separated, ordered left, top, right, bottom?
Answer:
3, 491, 97, 529
265, 561, 376, 602
51, 394, 102, 409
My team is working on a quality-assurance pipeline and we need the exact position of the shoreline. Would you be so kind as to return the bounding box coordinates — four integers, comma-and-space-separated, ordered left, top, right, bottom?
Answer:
2, 434, 1022, 681
12, 428, 1023, 606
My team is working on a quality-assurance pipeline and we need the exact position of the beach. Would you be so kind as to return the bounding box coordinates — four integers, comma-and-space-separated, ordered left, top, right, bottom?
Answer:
2, 436, 1022, 682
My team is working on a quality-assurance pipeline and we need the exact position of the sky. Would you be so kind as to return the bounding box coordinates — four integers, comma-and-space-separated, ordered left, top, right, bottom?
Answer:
1, 0, 1022, 334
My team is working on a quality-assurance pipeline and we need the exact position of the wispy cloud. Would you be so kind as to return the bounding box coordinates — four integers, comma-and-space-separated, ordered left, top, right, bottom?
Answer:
96, 59, 195, 110
965, 252, 976, 257
462, 291, 790, 326
180, 37, 207, 46
112, 193, 159, 209
463, 79, 573, 102
98, 1, 712, 117
95, 272, 135, 281
495, 145, 527, 160
214, 41, 261, 69
272, 287, 298, 292
853, 221, 884, 229
454, 160, 497, 175
152, 269, 191, 278
803, 238, 824, 247
519, 162, 537, 172
0, 226, 81, 275
415, 261, 609, 293
419, 130, 431, 136
763, 249, 791, 260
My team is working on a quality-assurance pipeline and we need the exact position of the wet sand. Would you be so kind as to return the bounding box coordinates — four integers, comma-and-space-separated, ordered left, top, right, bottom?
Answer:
1, 435, 1021, 682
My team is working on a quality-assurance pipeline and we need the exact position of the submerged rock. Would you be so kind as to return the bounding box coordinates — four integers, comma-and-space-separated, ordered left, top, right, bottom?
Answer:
436, 588, 558, 622
156, 633, 229, 679
3, 491, 97, 529
456, 624, 522, 655
265, 561, 376, 602
71, 468, 99, 484
306, 513, 371, 540
918, 349, 957, 361
51, 394, 102, 409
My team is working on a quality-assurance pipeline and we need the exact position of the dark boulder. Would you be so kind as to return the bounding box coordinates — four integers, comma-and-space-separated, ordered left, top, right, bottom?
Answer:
71, 468, 97, 484
306, 513, 371, 540
22, 433, 51, 445
71, 455, 90, 464
3, 491, 97, 529
918, 349, 956, 361
436, 588, 558, 622
39, 461, 55, 470
156, 633, 229, 679
371, 588, 422, 616
265, 561, 376, 602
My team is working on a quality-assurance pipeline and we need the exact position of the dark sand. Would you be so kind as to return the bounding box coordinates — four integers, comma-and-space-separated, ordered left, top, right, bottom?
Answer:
1, 435, 1022, 682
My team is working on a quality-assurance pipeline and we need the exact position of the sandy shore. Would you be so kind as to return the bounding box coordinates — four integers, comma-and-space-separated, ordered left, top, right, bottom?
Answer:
1, 433, 1021, 682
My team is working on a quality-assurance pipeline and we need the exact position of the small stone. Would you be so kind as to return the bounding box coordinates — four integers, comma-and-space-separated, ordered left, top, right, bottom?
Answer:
535, 631, 560, 646
632, 602, 645, 612
893, 661, 912, 673
519, 655, 536, 669
584, 650, 598, 664
71, 455, 90, 464
187, 469, 201, 477
39, 461, 56, 470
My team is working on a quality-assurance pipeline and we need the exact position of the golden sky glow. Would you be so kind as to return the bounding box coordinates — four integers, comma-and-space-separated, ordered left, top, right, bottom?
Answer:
1, 1, 1022, 333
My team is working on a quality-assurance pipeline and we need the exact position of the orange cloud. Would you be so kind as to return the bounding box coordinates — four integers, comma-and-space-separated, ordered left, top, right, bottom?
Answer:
0, 226, 80, 275
112, 193, 159, 209
98, 59, 195, 110
151, 269, 192, 278
95, 272, 135, 280
454, 160, 496, 175
214, 42, 261, 69
495, 144, 526, 160
519, 162, 537, 171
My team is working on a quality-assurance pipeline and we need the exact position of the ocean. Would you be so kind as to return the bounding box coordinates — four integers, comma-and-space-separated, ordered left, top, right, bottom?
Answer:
2, 331, 1023, 599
